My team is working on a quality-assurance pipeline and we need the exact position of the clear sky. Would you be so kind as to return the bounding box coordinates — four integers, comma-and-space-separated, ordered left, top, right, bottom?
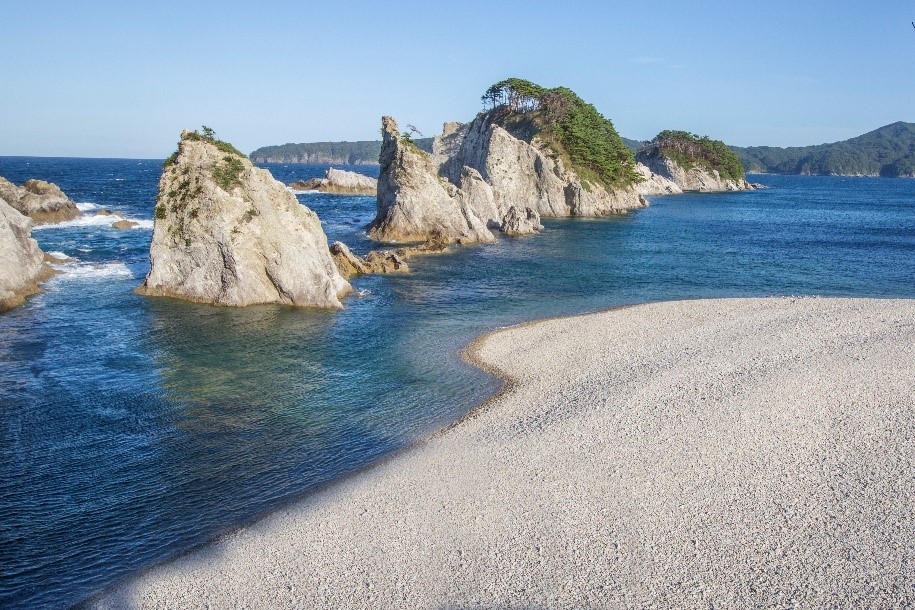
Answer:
2, 0, 913, 158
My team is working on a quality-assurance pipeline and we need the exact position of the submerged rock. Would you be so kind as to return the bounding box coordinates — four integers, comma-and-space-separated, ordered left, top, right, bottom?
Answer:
0, 197, 51, 311
289, 168, 378, 195
138, 130, 351, 309
0, 177, 81, 224
329, 241, 409, 279
499, 206, 544, 236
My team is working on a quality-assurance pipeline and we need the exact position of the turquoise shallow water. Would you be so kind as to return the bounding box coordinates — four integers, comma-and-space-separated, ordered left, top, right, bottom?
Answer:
0, 158, 913, 609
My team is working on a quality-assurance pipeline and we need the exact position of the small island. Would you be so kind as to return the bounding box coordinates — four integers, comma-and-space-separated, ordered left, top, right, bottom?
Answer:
137, 128, 351, 309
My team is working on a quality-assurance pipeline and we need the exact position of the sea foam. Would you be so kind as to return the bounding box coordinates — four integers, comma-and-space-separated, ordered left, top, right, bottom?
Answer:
51, 262, 134, 281
32, 213, 152, 231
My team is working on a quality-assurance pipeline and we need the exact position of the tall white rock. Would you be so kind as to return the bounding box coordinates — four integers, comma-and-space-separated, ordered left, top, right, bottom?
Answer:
0, 197, 48, 311
370, 111, 648, 244
138, 130, 351, 309
368, 117, 494, 244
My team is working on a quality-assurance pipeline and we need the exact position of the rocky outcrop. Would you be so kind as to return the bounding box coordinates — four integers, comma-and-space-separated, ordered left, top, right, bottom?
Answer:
329, 242, 409, 279
289, 169, 377, 195
499, 206, 543, 236
368, 117, 495, 244
0, 197, 50, 311
633, 162, 683, 195
0, 177, 81, 223
138, 130, 351, 309
636, 150, 756, 193
369, 113, 648, 245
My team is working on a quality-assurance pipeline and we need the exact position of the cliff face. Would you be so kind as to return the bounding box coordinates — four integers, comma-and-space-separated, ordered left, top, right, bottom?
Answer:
636, 151, 754, 192
370, 112, 648, 244
138, 130, 351, 309
368, 117, 494, 244
0, 177, 81, 224
0, 197, 48, 311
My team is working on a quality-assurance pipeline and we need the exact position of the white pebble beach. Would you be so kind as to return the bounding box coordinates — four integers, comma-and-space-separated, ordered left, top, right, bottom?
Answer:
90, 297, 915, 609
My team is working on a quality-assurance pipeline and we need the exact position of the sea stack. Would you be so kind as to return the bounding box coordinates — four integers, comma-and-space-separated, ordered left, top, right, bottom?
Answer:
368, 116, 495, 244
0, 177, 81, 224
138, 129, 351, 309
369, 79, 649, 245
636, 131, 755, 193
0, 197, 50, 311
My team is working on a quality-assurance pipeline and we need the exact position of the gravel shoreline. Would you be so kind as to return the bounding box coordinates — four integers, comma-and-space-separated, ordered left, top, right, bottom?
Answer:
90, 297, 915, 609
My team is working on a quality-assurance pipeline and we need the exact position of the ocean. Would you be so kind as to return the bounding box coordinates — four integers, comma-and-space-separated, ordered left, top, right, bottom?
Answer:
1, 158, 913, 609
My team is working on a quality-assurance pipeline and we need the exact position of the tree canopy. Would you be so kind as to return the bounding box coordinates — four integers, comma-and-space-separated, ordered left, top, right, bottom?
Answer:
481, 78, 641, 189
644, 130, 745, 181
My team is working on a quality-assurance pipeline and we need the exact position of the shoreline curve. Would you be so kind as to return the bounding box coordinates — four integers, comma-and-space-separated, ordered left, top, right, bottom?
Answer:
87, 296, 915, 609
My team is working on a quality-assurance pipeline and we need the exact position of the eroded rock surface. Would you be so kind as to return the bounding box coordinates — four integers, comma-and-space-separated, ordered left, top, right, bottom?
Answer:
368, 116, 494, 244
138, 130, 351, 309
636, 150, 756, 192
499, 206, 543, 236
329, 241, 409, 279
0, 197, 50, 311
0, 177, 81, 224
289, 169, 377, 195
370, 113, 647, 245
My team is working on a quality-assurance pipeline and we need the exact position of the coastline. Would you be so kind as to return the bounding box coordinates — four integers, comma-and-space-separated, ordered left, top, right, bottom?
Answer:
88, 297, 915, 609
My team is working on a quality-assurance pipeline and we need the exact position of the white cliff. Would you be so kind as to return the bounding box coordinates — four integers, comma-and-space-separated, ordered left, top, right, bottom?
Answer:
0, 197, 49, 311
370, 112, 648, 244
138, 130, 351, 309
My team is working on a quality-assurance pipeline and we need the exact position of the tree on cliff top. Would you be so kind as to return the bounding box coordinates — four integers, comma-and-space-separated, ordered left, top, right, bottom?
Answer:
481, 78, 641, 190
646, 130, 745, 181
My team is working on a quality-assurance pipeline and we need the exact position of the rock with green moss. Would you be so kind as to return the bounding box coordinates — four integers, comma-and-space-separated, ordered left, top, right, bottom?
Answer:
369, 80, 649, 245
138, 129, 351, 309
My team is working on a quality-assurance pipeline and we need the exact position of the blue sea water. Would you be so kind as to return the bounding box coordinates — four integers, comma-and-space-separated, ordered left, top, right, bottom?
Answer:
0, 158, 913, 609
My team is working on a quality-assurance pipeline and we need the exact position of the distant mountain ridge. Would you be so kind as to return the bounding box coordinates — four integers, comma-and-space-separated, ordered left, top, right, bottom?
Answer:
250, 139, 433, 165
731, 122, 915, 177
251, 123, 914, 177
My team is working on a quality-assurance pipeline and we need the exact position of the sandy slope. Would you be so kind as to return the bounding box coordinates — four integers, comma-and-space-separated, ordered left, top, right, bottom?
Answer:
90, 298, 915, 609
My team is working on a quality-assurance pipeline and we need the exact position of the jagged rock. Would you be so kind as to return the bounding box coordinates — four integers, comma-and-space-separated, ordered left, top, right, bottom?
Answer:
633, 162, 683, 195
368, 116, 494, 244
499, 206, 544, 236
0, 197, 51, 311
636, 149, 755, 192
369, 111, 648, 246
329, 241, 409, 279
138, 130, 351, 309
289, 169, 377, 195
0, 177, 81, 224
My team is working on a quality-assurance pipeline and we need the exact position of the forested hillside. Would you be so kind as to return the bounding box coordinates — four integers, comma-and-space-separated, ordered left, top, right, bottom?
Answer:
732, 122, 915, 177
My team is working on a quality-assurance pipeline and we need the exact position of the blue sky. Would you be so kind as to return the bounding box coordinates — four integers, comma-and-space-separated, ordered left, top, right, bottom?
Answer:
2, 0, 913, 157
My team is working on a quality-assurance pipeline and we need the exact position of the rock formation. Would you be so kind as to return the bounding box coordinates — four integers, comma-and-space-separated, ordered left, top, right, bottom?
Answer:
636, 150, 756, 192
329, 242, 409, 279
138, 130, 351, 309
635, 132, 756, 193
368, 116, 495, 244
289, 168, 377, 195
0, 177, 81, 223
0, 197, 50, 311
369, 112, 648, 245
499, 206, 544, 236
633, 163, 683, 195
